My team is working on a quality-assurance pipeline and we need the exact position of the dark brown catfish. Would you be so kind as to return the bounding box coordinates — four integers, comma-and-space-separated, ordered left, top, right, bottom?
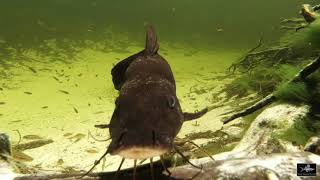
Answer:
107, 25, 207, 160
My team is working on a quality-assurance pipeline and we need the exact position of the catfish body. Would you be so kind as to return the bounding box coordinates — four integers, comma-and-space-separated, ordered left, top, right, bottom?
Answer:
107, 26, 207, 159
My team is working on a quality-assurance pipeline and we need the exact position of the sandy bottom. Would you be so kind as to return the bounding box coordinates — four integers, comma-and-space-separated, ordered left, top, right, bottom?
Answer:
0, 42, 244, 173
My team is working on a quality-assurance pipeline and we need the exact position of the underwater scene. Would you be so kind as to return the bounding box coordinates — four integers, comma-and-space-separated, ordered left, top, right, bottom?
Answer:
1, 0, 320, 179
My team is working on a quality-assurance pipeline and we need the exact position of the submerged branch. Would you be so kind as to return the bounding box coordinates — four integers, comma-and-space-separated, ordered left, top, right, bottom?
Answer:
228, 36, 263, 73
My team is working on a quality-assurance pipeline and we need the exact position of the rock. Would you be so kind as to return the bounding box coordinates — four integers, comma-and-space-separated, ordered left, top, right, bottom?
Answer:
168, 104, 314, 179
0, 133, 11, 158
230, 104, 309, 158
170, 152, 320, 180
304, 136, 320, 154
221, 126, 243, 139
0, 133, 19, 179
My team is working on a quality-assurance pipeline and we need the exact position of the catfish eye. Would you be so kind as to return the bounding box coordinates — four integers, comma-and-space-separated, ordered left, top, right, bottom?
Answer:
167, 96, 176, 109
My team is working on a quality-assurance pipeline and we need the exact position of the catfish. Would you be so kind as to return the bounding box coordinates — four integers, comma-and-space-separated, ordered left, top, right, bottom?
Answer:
83, 25, 208, 179
108, 25, 207, 160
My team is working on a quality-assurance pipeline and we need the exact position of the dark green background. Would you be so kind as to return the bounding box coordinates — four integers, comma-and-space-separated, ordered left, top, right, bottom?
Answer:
0, 0, 313, 48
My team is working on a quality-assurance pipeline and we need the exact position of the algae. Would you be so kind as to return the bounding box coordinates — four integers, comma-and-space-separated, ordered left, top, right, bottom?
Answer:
274, 81, 310, 103
272, 117, 315, 145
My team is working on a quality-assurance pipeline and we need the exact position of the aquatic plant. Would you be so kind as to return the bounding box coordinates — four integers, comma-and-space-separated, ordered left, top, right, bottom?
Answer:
274, 81, 310, 103
225, 64, 300, 98
280, 18, 320, 51
272, 117, 315, 145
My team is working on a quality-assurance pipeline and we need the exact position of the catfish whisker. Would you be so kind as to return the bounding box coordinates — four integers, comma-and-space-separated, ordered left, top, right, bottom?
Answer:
133, 159, 137, 180
160, 155, 171, 176
150, 157, 155, 180
173, 145, 204, 179
173, 145, 202, 169
138, 158, 147, 165
79, 150, 109, 179
185, 140, 215, 162
113, 157, 125, 180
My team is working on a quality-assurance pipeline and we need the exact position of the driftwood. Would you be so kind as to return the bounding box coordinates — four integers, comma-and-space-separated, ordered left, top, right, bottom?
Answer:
223, 55, 320, 124
169, 104, 320, 180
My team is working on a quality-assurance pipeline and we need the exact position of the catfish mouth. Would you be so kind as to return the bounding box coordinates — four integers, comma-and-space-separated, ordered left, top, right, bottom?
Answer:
112, 145, 170, 159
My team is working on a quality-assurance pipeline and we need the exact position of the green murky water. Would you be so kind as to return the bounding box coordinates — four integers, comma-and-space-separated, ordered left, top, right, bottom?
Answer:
0, 0, 314, 174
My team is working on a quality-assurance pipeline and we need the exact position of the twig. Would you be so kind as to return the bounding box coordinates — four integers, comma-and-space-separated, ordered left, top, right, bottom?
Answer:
228, 36, 263, 73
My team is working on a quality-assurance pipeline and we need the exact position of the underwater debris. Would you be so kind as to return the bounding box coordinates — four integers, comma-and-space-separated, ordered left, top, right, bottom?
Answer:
73, 106, 78, 113
41, 106, 48, 109
27, 66, 37, 74
85, 148, 99, 154
9, 120, 22, 123
63, 133, 73, 137
88, 130, 110, 142
192, 121, 200, 127
13, 139, 54, 151
56, 158, 64, 166
0, 102, 5, 105
0, 87, 3, 91
78, 73, 82, 77
52, 76, 61, 83
22, 135, 43, 140
93, 111, 104, 114
61, 166, 80, 173
216, 28, 224, 32
67, 133, 86, 143
300, 4, 320, 23
12, 150, 33, 162
23, 92, 32, 95
58, 90, 70, 94
185, 130, 228, 141
94, 124, 109, 129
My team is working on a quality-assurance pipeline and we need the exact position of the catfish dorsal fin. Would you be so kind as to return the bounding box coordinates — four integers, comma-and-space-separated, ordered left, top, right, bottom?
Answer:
145, 25, 159, 55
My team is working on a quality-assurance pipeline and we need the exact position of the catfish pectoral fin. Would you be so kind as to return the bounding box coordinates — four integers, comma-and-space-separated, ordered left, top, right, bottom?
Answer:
94, 124, 110, 129
183, 107, 208, 121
